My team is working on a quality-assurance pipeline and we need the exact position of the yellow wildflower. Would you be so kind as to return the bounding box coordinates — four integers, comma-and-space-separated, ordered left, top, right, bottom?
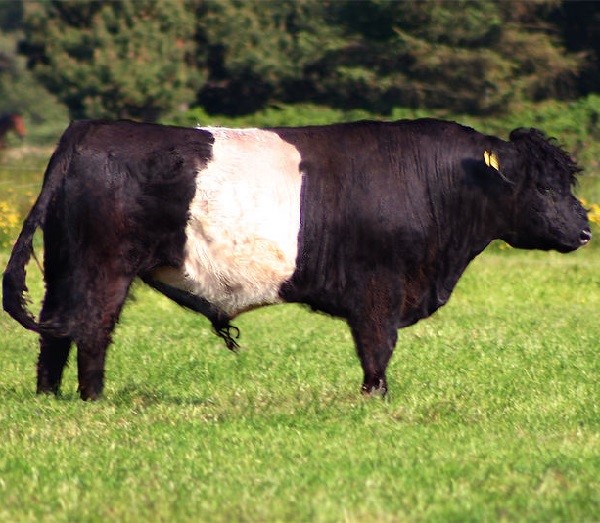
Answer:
0, 200, 22, 248
580, 198, 600, 227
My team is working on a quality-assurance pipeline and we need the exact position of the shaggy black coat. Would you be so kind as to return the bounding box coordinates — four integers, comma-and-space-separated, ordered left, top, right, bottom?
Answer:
3, 118, 590, 399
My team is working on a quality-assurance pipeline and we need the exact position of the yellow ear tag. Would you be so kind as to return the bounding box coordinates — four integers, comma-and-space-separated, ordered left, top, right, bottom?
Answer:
484, 150, 500, 171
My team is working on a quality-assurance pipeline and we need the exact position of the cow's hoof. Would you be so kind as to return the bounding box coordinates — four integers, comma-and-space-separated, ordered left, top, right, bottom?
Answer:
78, 388, 102, 401
361, 379, 388, 397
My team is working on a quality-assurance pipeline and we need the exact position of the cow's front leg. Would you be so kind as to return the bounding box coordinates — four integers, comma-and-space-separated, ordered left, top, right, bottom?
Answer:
349, 316, 398, 396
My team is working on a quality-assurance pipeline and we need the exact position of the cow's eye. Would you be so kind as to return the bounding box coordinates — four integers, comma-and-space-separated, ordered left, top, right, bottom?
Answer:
536, 184, 553, 195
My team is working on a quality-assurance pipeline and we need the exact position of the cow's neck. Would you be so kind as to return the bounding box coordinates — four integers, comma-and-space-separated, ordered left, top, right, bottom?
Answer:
396, 180, 501, 326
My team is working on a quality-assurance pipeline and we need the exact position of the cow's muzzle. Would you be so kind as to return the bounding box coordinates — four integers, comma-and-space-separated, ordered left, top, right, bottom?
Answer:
580, 227, 592, 246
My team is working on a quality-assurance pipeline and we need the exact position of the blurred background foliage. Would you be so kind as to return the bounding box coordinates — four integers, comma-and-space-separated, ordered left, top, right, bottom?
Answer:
0, 0, 599, 243
0, 0, 598, 121
0, 0, 598, 167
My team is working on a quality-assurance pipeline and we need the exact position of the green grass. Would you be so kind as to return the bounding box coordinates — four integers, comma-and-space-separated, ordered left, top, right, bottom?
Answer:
1, 245, 598, 522
0, 129, 599, 521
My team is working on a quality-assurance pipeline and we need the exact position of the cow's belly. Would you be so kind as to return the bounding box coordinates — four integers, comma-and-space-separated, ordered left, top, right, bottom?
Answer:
152, 128, 303, 317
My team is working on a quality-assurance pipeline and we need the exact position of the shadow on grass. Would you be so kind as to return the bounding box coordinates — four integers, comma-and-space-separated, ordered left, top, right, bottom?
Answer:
0, 385, 37, 401
0, 384, 82, 403
0, 383, 214, 407
111, 384, 214, 408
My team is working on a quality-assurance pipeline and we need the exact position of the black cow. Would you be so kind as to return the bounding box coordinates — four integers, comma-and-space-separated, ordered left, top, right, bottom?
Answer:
2, 119, 591, 400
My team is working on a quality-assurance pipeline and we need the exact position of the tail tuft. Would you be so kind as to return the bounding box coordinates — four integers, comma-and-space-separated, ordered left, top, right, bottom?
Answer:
213, 323, 241, 352
2, 232, 40, 332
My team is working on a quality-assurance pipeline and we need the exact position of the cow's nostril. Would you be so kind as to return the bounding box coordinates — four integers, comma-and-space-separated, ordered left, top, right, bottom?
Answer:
580, 228, 592, 245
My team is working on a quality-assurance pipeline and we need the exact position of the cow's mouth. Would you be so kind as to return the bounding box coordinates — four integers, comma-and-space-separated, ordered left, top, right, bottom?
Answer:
554, 228, 592, 253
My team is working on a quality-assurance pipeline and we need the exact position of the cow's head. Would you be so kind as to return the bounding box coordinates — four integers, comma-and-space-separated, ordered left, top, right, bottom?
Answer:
493, 128, 591, 253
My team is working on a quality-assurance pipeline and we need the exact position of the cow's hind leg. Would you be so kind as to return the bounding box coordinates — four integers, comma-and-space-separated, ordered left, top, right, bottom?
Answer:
37, 336, 71, 394
76, 332, 111, 401
36, 275, 72, 395
72, 273, 133, 401
37, 335, 71, 395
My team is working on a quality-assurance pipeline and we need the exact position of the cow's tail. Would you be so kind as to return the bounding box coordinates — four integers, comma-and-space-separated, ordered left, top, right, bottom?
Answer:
2, 130, 74, 334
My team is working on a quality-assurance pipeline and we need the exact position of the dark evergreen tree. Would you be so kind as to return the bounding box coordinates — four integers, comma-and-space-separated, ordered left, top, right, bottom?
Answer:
304, 0, 582, 114
0, 3, 67, 125
20, 0, 200, 121
14, 0, 593, 118
553, 1, 600, 96
196, 0, 343, 115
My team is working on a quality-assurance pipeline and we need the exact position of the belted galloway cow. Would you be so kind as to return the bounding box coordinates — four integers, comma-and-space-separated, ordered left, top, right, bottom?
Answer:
2, 118, 591, 400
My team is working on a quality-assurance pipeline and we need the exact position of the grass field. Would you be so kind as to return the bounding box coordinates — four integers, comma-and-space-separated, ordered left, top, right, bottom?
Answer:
1, 243, 598, 521
1, 141, 599, 521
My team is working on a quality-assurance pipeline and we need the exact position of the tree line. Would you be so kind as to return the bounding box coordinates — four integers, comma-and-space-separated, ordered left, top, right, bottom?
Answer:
0, 0, 599, 123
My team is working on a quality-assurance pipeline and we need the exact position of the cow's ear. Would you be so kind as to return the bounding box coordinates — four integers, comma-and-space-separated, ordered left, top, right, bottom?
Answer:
482, 149, 514, 186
